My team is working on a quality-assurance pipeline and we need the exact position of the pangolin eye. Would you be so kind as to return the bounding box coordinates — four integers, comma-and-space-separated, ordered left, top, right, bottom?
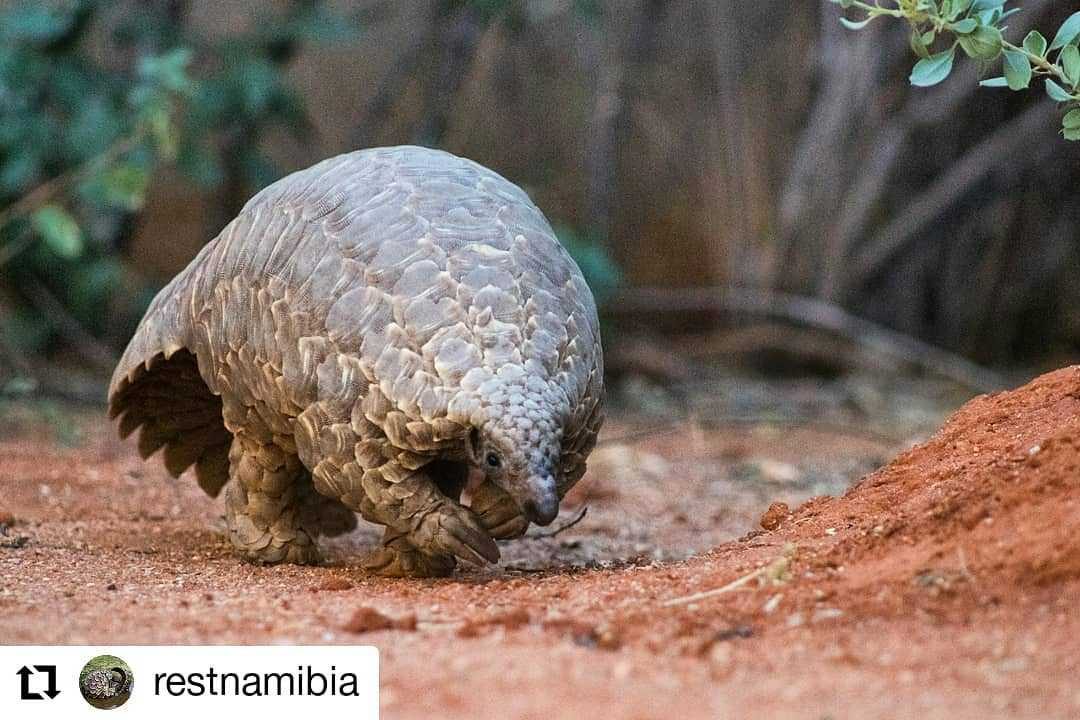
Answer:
486, 453, 502, 468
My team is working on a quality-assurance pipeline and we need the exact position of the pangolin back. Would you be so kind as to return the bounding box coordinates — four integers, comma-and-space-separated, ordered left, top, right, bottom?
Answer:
109, 145, 603, 501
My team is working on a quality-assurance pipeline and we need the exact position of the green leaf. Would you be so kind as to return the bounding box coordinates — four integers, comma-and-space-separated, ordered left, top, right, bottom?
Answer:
1063, 126, 1080, 141
0, 152, 39, 194
141, 98, 178, 160
138, 47, 194, 95
1062, 45, 1080, 87
0, 3, 75, 42
240, 150, 281, 191
66, 99, 123, 159
50, 60, 97, 114
979, 76, 1009, 88
1046, 78, 1075, 102
553, 225, 621, 305
1049, 11, 1080, 51
234, 58, 281, 116
68, 258, 123, 318
910, 48, 956, 87
276, 6, 359, 44
1023, 30, 1047, 58
950, 0, 973, 18
951, 18, 978, 34
958, 24, 1002, 61
910, 29, 931, 59
101, 164, 149, 211
840, 16, 872, 31
1002, 50, 1032, 90
31, 205, 83, 259
1063, 109, 1080, 130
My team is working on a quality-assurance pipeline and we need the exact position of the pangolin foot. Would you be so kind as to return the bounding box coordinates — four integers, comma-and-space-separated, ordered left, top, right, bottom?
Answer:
362, 534, 456, 578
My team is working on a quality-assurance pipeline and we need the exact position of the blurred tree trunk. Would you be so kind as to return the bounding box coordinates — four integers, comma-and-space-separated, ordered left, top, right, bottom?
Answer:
582, 0, 666, 252
730, 0, 1079, 361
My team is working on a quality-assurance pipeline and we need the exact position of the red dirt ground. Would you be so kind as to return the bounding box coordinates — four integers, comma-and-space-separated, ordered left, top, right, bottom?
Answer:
2, 367, 1080, 718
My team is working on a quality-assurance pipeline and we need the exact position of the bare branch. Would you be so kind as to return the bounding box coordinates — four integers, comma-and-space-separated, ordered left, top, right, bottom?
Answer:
608, 285, 1007, 392
21, 281, 118, 374
845, 101, 1058, 295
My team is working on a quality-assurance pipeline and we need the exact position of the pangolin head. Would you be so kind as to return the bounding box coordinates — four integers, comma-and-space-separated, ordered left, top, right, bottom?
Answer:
457, 363, 567, 525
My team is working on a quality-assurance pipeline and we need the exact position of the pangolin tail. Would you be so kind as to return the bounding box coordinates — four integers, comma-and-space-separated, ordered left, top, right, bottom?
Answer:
108, 349, 232, 497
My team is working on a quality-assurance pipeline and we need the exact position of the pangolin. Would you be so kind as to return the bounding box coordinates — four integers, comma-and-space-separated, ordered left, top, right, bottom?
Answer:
108, 145, 604, 577
82, 668, 131, 701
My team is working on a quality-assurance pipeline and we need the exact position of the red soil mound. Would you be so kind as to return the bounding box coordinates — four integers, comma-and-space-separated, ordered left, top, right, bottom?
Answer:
767, 364, 1080, 607
587, 362, 1080, 650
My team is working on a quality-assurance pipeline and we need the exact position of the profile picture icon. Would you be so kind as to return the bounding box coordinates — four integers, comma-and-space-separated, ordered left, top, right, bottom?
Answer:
78, 655, 134, 709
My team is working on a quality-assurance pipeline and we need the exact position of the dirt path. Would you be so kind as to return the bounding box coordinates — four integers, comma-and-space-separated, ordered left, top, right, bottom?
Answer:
2, 369, 1079, 718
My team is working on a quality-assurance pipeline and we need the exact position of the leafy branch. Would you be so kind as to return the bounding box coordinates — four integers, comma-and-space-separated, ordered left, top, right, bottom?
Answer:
0, 0, 360, 371
0, 46, 194, 264
831, 0, 1080, 139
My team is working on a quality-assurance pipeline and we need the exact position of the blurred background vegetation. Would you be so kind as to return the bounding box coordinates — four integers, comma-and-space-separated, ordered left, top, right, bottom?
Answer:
2, 0, 1079, 407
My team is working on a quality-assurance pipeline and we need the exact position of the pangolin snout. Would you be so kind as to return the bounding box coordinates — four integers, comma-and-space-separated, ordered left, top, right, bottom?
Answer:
520, 477, 558, 525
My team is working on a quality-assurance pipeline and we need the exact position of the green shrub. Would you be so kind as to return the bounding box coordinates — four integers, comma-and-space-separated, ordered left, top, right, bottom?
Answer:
0, 0, 358, 359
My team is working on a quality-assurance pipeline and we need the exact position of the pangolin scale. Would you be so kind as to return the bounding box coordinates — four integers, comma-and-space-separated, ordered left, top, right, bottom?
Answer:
108, 146, 604, 576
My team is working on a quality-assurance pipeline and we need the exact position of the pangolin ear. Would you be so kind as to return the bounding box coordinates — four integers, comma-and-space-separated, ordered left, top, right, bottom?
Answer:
467, 426, 482, 462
